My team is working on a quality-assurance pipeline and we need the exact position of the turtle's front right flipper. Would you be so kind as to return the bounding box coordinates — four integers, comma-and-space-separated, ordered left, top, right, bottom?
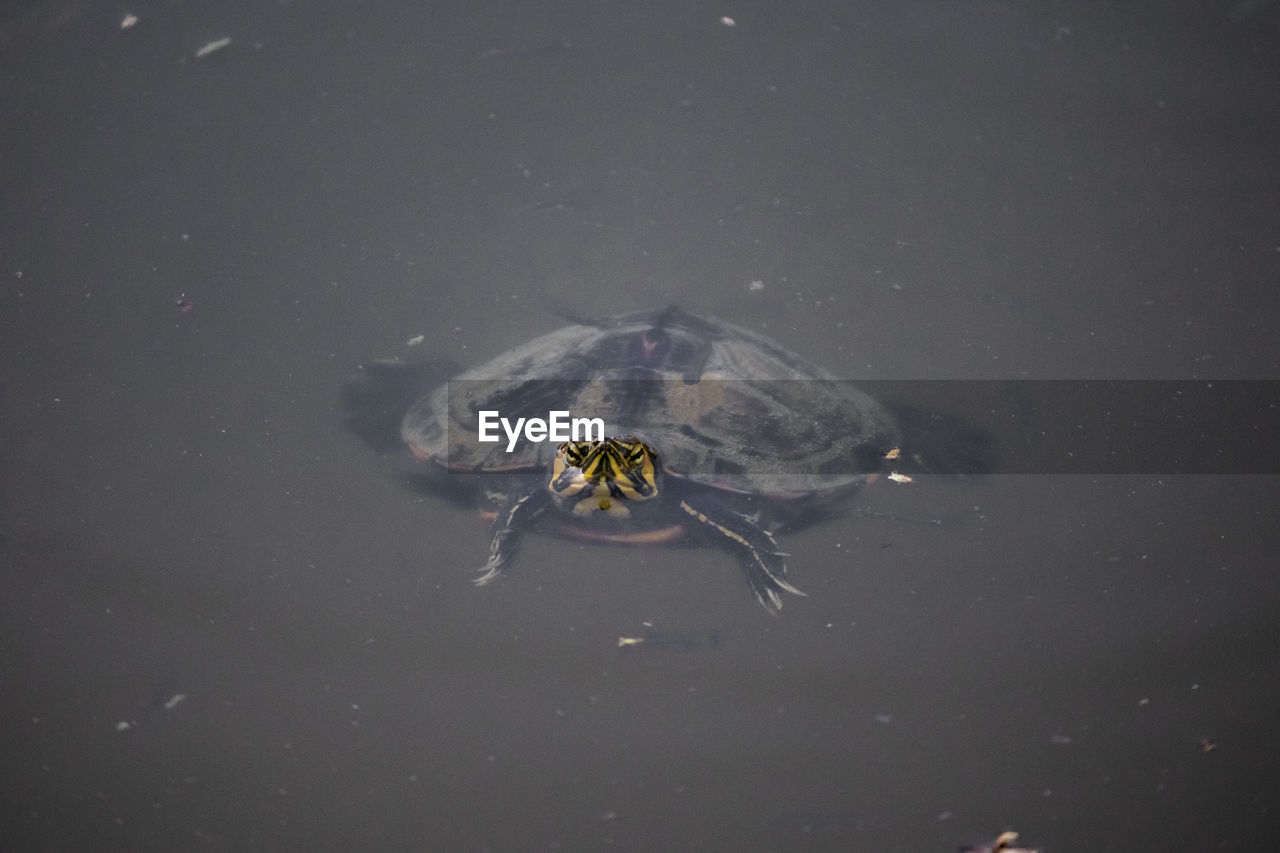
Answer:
677, 498, 805, 613
475, 491, 549, 585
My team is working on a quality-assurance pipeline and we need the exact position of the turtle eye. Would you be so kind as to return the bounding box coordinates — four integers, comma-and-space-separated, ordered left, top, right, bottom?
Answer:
559, 441, 592, 467
617, 439, 655, 471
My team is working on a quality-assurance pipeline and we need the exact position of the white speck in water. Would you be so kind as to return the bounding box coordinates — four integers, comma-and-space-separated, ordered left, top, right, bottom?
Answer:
195, 37, 232, 59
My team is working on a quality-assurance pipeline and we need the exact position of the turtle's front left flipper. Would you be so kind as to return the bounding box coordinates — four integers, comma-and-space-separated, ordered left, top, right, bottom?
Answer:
677, 498, 805, 612
475, 491, 550, 585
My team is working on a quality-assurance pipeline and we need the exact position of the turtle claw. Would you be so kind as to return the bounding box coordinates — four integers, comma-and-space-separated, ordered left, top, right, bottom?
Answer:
758, 587, 784, 614
474, 528, 513, 585
679, 497, 807, 611
744, 552, 807, 613
473, 559, 503, 586
472, 491, 546, 589
744, 528, 806, 606
773, 576, 807, 597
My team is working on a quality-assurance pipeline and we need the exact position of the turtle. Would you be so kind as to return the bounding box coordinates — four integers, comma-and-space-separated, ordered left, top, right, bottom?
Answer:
353, 306, 903, 612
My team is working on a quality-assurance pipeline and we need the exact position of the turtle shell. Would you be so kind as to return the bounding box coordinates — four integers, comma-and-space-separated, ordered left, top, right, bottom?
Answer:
401, 306, 899, 501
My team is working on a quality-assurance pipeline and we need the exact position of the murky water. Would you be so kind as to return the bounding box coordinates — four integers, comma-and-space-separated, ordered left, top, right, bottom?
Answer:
3, 1, 1278, 850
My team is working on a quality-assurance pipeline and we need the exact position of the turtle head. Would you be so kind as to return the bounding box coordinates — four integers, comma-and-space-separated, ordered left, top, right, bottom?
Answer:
548, 436, 661, 518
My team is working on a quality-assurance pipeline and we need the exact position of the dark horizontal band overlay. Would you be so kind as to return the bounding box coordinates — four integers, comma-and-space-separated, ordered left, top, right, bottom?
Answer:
442, 380, 1279, 475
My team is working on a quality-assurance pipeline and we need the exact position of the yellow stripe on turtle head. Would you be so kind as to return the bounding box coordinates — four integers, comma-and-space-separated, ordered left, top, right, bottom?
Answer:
549, 436, 660, 513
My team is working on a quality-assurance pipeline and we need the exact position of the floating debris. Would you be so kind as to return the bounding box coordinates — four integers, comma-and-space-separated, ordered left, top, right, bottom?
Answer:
116, 679, 186, 731
887, 471, 913, 484
1200, 737, 1218, 753
195, 37, 232, 59
883, 447, 901, 460
720, 16, 737, 27
961, 831, 1040, 853
747, 280, 765, 292
993, 831, 1038, 853
406, 334, 425, 347
120, 13, 138, 29
617, 627, 723, 652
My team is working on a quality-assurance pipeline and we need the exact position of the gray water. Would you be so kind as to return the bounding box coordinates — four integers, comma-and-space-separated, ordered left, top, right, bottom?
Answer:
2, 1, 1278, 850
